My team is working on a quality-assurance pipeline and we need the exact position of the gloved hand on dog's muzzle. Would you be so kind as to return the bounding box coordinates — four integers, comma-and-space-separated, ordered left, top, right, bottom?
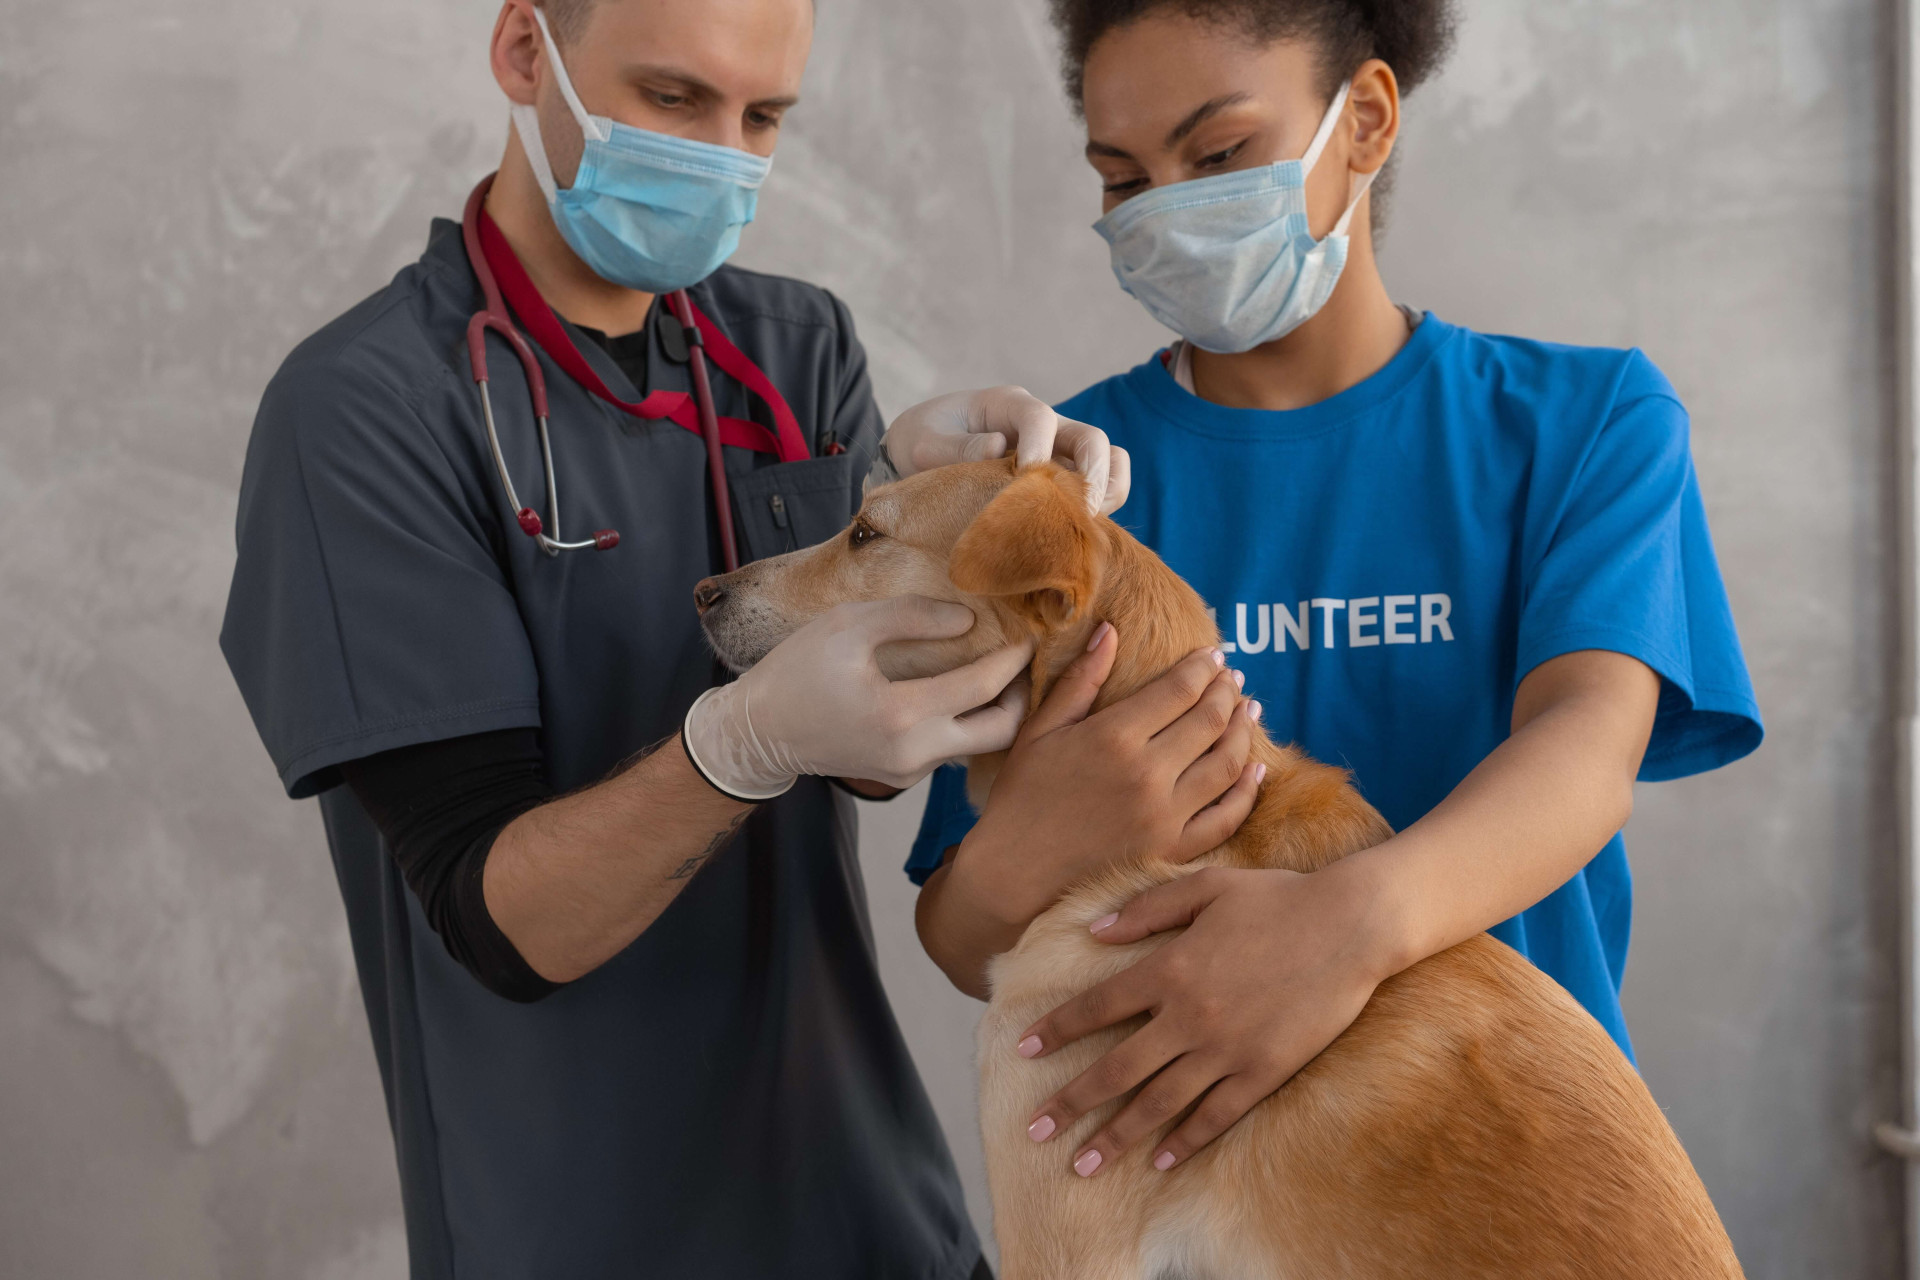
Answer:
682, 597, 1035, 799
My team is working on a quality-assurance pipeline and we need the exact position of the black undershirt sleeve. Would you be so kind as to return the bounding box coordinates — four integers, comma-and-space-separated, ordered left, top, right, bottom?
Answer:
341, 728, 561, 1003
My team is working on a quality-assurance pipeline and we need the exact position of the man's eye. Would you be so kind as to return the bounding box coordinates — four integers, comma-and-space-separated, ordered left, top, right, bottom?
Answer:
850, 521, 882, 548
653, 92, 688, 109
1103, 177, 1148, 196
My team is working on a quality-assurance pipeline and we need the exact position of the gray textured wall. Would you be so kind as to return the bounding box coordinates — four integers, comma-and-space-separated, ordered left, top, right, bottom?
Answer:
0, 0, 1899, 1276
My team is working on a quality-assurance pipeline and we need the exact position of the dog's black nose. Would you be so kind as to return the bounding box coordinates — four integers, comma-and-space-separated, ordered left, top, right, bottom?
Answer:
693, 578, 725, 615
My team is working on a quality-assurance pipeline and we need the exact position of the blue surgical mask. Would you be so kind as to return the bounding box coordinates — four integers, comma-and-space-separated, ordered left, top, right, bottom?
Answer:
511, 6, 771, 294
1094, 82, 1374, 354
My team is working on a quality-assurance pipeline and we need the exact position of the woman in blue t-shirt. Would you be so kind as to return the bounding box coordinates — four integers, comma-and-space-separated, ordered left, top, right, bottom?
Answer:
888, 0, 1762, 1181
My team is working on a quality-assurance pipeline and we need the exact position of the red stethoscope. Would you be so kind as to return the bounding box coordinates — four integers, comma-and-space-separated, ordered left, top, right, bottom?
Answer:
459, 175, 818, 570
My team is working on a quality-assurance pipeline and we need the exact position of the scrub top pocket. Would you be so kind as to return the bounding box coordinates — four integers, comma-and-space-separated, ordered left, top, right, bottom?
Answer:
731, 453, 857, 562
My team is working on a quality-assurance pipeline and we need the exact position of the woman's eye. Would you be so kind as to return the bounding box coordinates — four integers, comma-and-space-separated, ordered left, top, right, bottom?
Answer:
1103, 177, 1148, 196
849, 521, 881, 548
1197, 143, 1243, 169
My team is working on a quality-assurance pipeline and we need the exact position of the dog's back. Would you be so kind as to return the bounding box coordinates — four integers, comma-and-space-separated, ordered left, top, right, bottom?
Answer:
983, 899, 1739, 1277
976, 517, 1742, 1279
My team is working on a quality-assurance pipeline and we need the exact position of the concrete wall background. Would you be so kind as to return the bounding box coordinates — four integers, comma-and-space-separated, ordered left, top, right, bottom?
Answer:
0, 0, 1900, 1276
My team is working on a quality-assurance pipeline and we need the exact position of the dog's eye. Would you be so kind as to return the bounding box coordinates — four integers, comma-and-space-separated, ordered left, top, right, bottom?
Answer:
849, 520, 882, 549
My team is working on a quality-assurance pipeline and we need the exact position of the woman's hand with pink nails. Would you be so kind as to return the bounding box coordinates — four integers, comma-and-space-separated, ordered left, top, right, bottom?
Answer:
957, 636, 1261, 919
914, 624, 1264, 997
1016, 858, 1401, 1177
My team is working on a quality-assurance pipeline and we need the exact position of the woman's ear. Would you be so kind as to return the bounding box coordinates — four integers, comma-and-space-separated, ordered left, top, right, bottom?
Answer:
949, 465, 1099, 628
1347, 58, 1400, 176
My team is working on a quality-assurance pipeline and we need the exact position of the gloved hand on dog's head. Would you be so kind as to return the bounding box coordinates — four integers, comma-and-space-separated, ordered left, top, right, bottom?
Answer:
879, 386, 1131, 516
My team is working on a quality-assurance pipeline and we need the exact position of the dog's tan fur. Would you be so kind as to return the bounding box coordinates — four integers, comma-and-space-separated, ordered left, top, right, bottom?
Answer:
698, 460, 1742, 1279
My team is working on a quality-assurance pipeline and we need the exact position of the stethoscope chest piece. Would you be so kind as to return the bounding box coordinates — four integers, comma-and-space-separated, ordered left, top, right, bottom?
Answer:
469, 324, 622, 556
463, 181, 621, 557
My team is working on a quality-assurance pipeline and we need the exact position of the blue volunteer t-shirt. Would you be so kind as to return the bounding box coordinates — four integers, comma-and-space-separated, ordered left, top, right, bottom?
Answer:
908, 313, 1762, 1059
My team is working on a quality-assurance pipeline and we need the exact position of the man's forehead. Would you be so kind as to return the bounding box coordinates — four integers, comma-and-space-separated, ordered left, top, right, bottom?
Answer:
581, 0, 814, 41
563, 0, 813, 86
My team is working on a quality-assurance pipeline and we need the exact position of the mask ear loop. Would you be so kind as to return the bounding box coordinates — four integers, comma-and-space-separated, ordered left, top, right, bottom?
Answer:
1299, 81, 1353, 174
1298, 80, 1377, 240
1331, 170, 1377, 238
529, 5, 609, 143
512, 105, 561, 203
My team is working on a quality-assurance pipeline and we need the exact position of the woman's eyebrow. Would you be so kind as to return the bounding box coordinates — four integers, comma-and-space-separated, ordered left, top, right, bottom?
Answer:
1085, 91, 1256, 160
1164, 93, 1252, 147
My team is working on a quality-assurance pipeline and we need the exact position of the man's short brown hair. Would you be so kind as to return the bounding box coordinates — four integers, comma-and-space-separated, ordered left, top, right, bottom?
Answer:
540, 0, 596, 45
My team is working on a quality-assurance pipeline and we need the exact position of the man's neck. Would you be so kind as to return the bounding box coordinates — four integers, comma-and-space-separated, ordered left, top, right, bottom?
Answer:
1188, 227, 1409, 413
484, 129, 658, 337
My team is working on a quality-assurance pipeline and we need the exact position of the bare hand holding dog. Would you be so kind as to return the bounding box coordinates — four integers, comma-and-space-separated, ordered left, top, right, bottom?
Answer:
914, 622, 1263, 996
1013, 649, 1662, 1179
1014, 861, 1392, 1178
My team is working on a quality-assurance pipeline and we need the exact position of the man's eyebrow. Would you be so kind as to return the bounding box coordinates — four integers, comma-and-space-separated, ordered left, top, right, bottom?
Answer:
1085, 139, 1134, 160
1164, 93, 1252, 146
621, 64, 800, 112
623, 64, 721, 96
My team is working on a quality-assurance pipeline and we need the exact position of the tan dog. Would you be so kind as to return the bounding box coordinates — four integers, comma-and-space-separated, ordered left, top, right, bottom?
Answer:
697, 460, 1742, 1279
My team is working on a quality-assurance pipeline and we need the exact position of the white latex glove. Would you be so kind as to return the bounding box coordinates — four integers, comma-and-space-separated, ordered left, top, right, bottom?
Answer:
877, 386, 1132, 516
683, 597, 1035, 798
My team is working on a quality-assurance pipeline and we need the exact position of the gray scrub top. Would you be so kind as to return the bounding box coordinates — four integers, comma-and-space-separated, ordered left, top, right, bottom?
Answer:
220, 219, 980, 1280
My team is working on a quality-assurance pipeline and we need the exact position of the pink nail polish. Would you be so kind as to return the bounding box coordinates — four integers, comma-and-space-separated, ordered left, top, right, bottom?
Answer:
1254, 762, 1268, 785
1154, 1151, 1176, 1171
1089, 912, 1119, 934
1028, 1115, 1056, 1143
1248, 700, 1262, 723
1017, 1035, 1043, 1058
1232, 669, 1245, 690
1210, 649, 1226, 667
1074, 1149, 1103, 1177
1087, 621, 1112, 653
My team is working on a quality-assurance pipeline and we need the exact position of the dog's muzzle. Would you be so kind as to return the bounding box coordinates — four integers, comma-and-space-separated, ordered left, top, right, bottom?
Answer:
693, 569, 791, 672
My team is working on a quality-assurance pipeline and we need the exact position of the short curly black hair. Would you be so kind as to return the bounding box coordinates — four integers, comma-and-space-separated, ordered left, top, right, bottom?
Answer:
1048, 0, 1458, 109
1050, 0, 1455, 234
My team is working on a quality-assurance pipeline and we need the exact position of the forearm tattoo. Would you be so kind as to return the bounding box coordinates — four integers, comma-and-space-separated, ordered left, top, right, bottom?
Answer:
667, 808, 750, 882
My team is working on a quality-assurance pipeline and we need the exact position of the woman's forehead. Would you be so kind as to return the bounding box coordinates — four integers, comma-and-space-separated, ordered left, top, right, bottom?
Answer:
1080, 17, 1324, 133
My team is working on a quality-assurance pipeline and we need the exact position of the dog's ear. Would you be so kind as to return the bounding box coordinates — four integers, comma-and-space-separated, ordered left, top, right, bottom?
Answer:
949, 464, 1098, 628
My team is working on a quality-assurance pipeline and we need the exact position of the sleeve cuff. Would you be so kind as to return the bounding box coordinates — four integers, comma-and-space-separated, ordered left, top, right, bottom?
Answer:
1514, 623, 1762, 781
278, 698, 544, 799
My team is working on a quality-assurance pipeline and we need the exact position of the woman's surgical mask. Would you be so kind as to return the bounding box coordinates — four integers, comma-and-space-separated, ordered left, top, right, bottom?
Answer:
1094, 82, 1374, 354
512, 6, 771, 294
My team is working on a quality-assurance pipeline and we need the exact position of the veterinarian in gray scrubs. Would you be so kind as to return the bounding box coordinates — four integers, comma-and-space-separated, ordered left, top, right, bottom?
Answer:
218, 1, 1253, 1277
